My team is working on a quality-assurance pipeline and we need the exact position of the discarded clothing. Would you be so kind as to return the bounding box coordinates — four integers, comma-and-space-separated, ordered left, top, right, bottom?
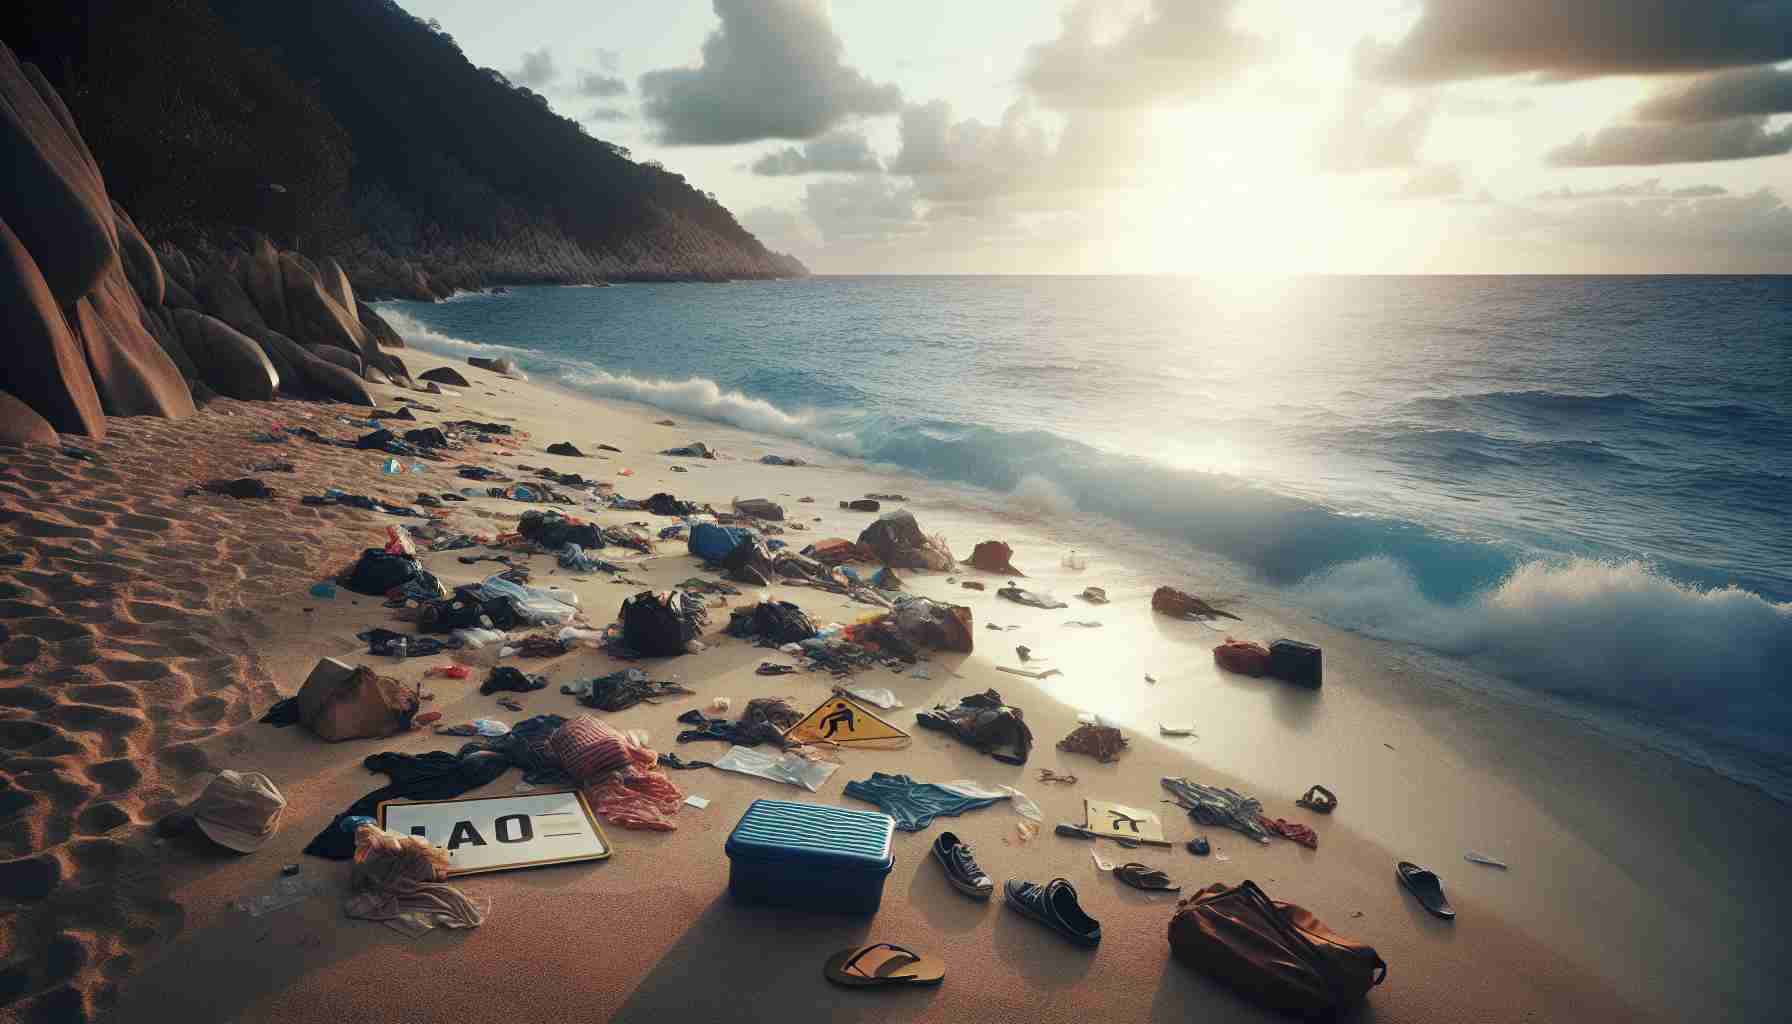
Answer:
305, 749, 513, 860
1057, 724, 1129, 763
619, 589, 709, 657
760, 454, 805, 466
1078, 586, 1109, 604
1152, 587, 1241, 621
732, 497, 784, 521
964, 540, 1024, 576
857, 510, 955, 571
722, 536, 777, 585
659, 441, 714, 459
675, 697, 797, 747
657, 752, 714, 770
341, 549, 425, 596
997, 584, 1068, 610
546, 442, 584, 457
480, 666, 547, 695
558, 543, 622, 574
345, 826, 484, 935
358, 628, 453, 659
1260, 816, 1319, 849
562, 669, 693, 712
726, 600, 818, 646
553, 716, 683, 830
915, 690, 1034, 765
458, 466, 511, 481
843, 772, 1006, 832
506, 634, 571, 658
460, 714, 569, 785
757, 662, 798, 676
1161, 777, 1274, 844
645, 492, 701, 517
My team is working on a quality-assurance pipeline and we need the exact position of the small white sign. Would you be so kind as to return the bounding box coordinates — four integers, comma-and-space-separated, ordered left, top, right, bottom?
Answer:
379, 790, 610, 876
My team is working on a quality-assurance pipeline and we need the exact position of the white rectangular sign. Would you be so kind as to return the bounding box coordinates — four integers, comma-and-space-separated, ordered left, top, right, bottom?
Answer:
379, 790, 610, 876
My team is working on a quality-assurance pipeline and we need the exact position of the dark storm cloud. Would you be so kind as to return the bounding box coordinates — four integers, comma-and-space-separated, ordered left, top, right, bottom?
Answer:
1019, 0, 1264, 110
1636, 66, 1792, 121
1369, 1, 1792, 84
750, 130, 883, 175
1547, 116, 1792, 165
639, 0, 902, 145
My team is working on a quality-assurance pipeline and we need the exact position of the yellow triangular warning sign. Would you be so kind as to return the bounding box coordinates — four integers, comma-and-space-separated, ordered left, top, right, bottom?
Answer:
783, 694, 910, 746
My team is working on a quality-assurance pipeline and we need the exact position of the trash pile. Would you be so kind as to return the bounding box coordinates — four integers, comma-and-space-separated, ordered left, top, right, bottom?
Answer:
1057, 723, 1129, 763
618, 589, 710, 657
857, 510, 955, 571
916, 690, 1034, 765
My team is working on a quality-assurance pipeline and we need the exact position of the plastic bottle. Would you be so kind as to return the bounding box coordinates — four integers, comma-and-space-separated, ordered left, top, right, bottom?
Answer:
381, 458, 403, 475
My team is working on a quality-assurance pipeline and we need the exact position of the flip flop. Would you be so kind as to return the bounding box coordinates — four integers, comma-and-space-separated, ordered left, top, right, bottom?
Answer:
823, 943, 945, 988
1114, 862, 1181, 892
1397, 861, 1456, 920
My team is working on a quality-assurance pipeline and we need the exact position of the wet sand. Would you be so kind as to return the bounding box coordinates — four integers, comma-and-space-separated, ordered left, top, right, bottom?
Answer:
2, 359, 1783, 1023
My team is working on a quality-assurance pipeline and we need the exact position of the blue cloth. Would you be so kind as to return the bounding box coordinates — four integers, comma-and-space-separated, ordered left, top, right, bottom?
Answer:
843, 772, 1005, 832
689, 523, 758, 562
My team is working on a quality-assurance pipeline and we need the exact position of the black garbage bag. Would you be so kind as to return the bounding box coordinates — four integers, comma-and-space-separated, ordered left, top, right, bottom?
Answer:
356, 429, 397, 450
404, 427, 449, 449
341, 549, 423, 596
546, 442, 584, 457
646, 492, 700, 517
518, 509, 603, 549
418, 587, 520, 634
620, 589, 710, 657
916, 689, 1034, 765
722, 537, 777, 586
726, 600, 818, 645
481, 666, 547, 695
858, 510, 955, 571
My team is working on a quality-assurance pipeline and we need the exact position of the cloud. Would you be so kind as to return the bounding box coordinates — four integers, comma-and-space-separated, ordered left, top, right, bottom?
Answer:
513, 47, 558, 89
888, 99, 1159, 204
1396, 164, 1463, 199
750, 130, 882, 175
1315, 90, 1437, 172
596, 49, 621, 74
741, 205, 821, 252
1440, 93, 1535, 116
1487, 188, 1792, 252
585, 107, 630, 124
1547, 116, 1792, 165
639, 0, 902, 145
576, 73, 627, 98
1019, 0, 1264, 110
800, 176, 923, 242
1369, 1, 1792, 84
1636, 66, 1792, 121
1535, 179, 1729, 200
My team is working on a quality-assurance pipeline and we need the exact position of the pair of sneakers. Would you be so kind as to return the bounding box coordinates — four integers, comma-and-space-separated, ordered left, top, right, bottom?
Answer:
930, 832, 1101, 947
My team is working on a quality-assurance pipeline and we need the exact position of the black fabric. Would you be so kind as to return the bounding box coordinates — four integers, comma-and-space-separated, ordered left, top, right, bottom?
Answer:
481, 666, 547, 695
460, 714, 569, 785
620, 590, 708, 657
517, 510, 603, 549
357, 628, 452, 658
722, 537, 776, 585
342, 549, 423, 596
725, 601, 818, 645
546, 442, 584, 457
574, 670, 692, 712
303, 749, 512, 860
404, 427, 449, 449
675, 709, 786, 747
645, 492, 699, 516
916, 689, 1034, 765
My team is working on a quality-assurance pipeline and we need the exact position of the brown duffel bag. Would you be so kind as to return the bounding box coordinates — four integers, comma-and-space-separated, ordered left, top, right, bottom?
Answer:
1168, 880, 1386, 1019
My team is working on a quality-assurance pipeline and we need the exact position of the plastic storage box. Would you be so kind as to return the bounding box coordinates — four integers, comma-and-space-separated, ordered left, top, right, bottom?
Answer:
724, 798, 896, 913
1269, 639, 1323, 688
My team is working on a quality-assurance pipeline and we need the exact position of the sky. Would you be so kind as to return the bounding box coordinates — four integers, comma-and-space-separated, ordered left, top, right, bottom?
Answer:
402, 0, 1792, 273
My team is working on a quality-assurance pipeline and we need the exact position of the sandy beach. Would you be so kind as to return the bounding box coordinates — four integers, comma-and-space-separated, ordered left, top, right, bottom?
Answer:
3, 358, 1783, 1024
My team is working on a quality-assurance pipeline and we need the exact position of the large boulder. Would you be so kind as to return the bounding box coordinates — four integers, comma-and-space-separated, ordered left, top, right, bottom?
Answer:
0, 47, 117, 305
419, 366, 469, 387
70, 264, 195, 419
357, 300, 404, 348
323, 257, 357, 314
171, 310, 279, 401
238, 324, 373, 406
280, 250, 364, 353
157, 245, 196, 294
139, 305, 198, 380
0, 218, 105, 436
196, 264, 268, 335
0, 391, 58, 445
242, 234, 288, 333
375, 350, 411, 385
110, 201, 162, 307
308, 343, 362, 377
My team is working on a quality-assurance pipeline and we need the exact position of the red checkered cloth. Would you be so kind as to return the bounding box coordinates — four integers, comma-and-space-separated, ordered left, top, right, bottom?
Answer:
550, 715, 632, 781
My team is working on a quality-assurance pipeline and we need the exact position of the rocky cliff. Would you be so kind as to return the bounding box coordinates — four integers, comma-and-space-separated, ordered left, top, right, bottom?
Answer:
3, 0, 806, 303
0, 39, 411, 444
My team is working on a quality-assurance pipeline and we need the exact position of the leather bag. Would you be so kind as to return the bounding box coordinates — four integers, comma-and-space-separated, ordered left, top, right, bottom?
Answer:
1168, 880, 1386, 1018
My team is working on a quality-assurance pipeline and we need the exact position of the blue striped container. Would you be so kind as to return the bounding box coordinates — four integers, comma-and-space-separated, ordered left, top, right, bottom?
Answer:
724, 799, 896, 914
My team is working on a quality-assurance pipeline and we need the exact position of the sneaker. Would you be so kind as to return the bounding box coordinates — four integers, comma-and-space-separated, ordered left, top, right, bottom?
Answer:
931, 831, 994, 899
1003, 878, 1101, 947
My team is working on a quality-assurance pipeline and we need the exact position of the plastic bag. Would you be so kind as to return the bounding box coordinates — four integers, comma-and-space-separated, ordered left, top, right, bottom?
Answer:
452, 627, 507, 649
712, 745, 839, 792
237, 873, 326, 917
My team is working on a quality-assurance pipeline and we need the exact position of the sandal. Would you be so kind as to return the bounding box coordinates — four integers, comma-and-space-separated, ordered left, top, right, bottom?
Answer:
824, 942, 945, 987
1296, 784, 1338, 814
1113, 862, 1180, 892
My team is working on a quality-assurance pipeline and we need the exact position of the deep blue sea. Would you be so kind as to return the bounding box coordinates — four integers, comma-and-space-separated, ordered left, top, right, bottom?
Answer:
379, 276, 1792, 798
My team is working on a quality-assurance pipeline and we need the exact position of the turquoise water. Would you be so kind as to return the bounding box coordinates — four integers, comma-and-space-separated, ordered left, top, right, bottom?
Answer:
378, 275, 1792, 797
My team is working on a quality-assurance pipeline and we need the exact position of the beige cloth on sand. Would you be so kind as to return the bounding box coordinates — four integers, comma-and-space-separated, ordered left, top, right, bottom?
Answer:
345, 826, 486, 936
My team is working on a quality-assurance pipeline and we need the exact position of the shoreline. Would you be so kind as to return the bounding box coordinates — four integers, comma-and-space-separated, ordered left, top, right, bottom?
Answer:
1, 358, 1782, 1022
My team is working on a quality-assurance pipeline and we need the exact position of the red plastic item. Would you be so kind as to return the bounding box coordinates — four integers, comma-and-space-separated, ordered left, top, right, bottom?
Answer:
425, 665, 471, 680
1213, 639, 1272, 677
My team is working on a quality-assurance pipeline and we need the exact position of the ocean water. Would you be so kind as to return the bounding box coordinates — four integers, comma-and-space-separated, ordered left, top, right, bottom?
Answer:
378, 275, 1792, 797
